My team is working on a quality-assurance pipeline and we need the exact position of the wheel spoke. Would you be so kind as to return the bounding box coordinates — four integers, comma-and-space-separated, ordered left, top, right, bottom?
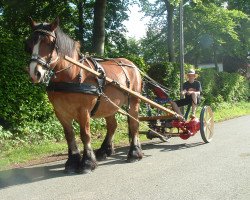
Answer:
205, 111, 208, 121
207, 126, 212, 135
207, 120, 214, 136
206, 116, 212, 124
205, 126, 210, 137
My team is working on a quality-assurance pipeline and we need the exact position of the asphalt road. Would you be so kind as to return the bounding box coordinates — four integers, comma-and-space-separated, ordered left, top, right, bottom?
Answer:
0, 115, 250, 200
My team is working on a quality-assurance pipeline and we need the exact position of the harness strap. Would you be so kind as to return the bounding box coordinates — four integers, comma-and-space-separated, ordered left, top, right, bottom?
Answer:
46, 82, 100, 95
34, 29, 56, 38
116, 63, 131, 111
88, 57, 106, 91
87, 57, 106, 116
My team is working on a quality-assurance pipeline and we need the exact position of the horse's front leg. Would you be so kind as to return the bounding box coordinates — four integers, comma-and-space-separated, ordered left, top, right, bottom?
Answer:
78, 110, 97, 173
55, 112, 81, 174
127, 97, 143, 162
95, 115, 117, 160
64, 125, 81, 173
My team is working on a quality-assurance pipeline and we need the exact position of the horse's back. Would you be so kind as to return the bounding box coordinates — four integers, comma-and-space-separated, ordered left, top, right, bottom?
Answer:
100, 58, 142, 93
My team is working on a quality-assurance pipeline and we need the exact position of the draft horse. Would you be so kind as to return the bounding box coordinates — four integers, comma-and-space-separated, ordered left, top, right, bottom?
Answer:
25, 18, 143, 173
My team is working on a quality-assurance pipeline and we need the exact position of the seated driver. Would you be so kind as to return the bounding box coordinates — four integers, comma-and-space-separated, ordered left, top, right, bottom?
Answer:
175, 69, 202, 118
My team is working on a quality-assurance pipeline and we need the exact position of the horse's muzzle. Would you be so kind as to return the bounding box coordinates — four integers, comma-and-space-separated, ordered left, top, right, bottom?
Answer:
29, 64, 45, 83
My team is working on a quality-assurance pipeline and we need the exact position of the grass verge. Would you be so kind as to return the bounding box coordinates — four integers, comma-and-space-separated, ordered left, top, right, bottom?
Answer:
0, 102, 250, 171
213, 102, 250, 122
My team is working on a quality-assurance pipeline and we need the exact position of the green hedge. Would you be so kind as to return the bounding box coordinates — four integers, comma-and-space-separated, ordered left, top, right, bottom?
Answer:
199, 68, 249, 106
0, 33, 54, 128
0, 31, 60, 149
147, 62, 180, 99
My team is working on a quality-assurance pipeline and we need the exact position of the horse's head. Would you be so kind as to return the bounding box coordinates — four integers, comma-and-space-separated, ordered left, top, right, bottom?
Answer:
25, 17, 60, 84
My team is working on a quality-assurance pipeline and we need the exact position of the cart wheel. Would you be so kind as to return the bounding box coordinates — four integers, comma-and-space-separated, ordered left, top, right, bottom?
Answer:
200, 106, 214, 143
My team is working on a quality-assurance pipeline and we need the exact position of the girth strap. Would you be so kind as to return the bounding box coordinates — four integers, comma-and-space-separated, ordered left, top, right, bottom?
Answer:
46, 82, 100, 95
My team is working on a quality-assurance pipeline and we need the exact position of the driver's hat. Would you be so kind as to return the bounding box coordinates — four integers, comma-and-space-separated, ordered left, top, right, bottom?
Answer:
186, 69, 198, 78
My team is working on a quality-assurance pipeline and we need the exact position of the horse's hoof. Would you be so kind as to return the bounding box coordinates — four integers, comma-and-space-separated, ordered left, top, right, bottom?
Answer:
127, 145, 143, 163
95, 149, 108, 161
95, 146, 115, 161
64, 153, 81, 174
77, 160, 97, 174
77, 148, 98, 174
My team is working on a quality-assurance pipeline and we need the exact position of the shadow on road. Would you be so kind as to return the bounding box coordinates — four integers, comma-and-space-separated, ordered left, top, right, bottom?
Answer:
142, 141, 205, 152
0, 141, 204, 189
0, 162, 65, 189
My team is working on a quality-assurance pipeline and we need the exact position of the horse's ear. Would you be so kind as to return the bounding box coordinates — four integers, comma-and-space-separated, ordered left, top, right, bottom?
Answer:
29, 17, 37, 29
50, 17, 59, 31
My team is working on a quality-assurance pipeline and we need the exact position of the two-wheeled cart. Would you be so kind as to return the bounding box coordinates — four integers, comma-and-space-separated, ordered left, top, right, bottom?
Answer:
139, 105, 214, 143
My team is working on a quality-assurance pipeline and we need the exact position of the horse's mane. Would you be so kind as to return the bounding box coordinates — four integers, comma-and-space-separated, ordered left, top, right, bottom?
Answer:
32, 23, 80, 57
55, 27, 79, 57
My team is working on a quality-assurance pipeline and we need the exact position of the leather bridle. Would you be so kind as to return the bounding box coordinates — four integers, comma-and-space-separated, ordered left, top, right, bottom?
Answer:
30, 29, 60, 84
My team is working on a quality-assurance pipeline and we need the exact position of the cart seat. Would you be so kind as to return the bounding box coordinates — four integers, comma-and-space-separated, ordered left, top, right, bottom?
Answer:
152, 87, 171, 104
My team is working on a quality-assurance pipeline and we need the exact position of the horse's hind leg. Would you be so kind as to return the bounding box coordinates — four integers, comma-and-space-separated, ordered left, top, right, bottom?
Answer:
78, 110, 97, 173
55, 112, 81, 173
95, 115, 117, 160
127, 97, 143, 162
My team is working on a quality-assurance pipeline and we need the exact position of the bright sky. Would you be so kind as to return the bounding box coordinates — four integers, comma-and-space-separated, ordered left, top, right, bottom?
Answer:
123, 4, 150, 39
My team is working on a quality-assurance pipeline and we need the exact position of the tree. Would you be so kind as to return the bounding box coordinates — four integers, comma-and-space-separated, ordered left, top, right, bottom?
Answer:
139, 0, 177, 62
227, 0, 250, 14
104, 0, 132, 56
75, 0, 86, 47
164, 0, 175, 62
138, 1, 249, 73
182, 3, 248, 71
92, 0, 107, 55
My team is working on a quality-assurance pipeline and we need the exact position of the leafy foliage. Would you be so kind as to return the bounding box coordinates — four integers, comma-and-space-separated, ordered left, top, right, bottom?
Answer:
0, 29, 53, 128
147, 62, 180, 99
138, 1, 249, 68
0, 0, 136, 147
147, 62, 195, 99
183, 3, 249, 64
199, 68, 249, 107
